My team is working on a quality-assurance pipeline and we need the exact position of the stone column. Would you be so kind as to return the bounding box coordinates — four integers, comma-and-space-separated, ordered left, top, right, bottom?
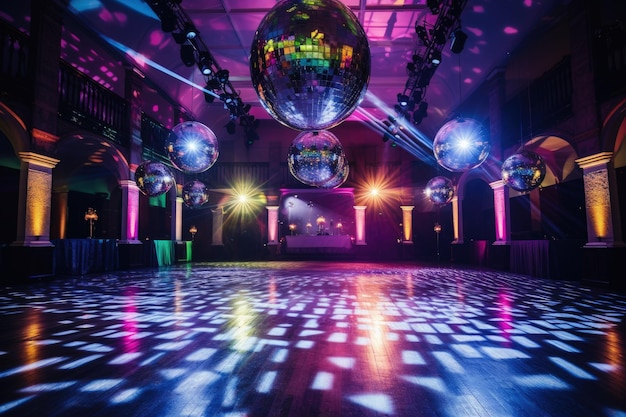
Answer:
400, 205, 414, 243
489, 180, 511, 245
119, 180, 141, 243
576, 152, 623, 247
451, 195, 464, 244
266, 206, 279, 245
13, 152, 60, 246
353, 205, 367, 245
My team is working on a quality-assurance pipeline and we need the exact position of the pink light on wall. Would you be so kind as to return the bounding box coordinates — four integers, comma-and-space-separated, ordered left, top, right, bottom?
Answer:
490, 180, 509, 243
127, 184, 139, 240
267, 206, 279, 245
353, 206, 367, 245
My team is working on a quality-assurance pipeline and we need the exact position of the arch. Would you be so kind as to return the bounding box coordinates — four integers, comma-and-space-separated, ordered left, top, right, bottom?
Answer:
53, 132, 130, 189
0, 101, 30, 157
52, 133, 130, 239
602, 98, 626, 168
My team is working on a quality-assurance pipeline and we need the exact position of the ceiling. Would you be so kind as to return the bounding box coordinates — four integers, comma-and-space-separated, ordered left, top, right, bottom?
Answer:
4, 0, 565, 140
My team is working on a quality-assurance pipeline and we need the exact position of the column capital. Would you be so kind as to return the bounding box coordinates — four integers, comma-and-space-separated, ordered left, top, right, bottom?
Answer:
488, 179, 506, 190
576, 152, 613, 170
18, 152, 60, 169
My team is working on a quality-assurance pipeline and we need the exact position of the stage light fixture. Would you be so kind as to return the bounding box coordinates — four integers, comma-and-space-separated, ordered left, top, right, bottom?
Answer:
205, 76, 221, 90
204, 85, 216, 103
183, 23, 197, 39
397, 93, 410, 107
450, 29, 468, 54
216, 69, 229, 84
430, 50, 442, 65
198, 53, 212, 75
180, 44, 195, 67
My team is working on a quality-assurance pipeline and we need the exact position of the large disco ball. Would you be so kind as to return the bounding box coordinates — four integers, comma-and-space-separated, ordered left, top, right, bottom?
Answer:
134, 161, 175, 197
182, 180, 209, 208
425, 176, 455, 206
250, 0, 371, 131
165, 121, 219, 174
433, 118, 490, 172
287, 130, 346, 187
501, 150, 546, 192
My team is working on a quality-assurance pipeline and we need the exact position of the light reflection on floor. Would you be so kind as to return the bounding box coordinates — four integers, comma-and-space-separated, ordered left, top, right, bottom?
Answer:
0, 261, 625, 417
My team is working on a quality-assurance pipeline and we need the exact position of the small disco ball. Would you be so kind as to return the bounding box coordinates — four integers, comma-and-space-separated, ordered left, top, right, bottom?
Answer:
501, 150, 546, 192
433, 118, 490, 172
287, 130, 346, 187
318, 160, 349, 189
250, 0, 371, 131
182, 180, 209, 208
134, 161, 175, 197
165, 121, 219, 174
425, 176, 455, 206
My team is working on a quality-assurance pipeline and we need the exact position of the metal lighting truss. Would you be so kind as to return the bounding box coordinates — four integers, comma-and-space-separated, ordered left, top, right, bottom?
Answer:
145, 0, 258, 142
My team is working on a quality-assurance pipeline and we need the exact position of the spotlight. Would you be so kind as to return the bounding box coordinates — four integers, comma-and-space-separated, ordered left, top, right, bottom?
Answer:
182, 23, 198, 40
198, 52, 213, 75
216, 69, 230, 84
397, 93, 410, 107
204, 85, 216, 103
180, 44, 195, 67
205, 76, 221, 90
450, 29, 468, 54
430, 50, 442, 65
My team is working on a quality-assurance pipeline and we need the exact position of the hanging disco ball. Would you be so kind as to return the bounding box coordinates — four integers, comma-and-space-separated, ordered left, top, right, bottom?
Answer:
501, 150, 546, 192
318, 160, 350, 189
287, 130, 346, 187
134, 161, 175, 197
425, 176, 455, 206
182, 180, 209, 208
165, 121, 219, 174
250, 0, 371, 131
433, 118, 490, 172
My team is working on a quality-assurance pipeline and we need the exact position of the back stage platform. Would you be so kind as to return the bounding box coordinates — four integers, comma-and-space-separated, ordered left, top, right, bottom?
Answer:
0, 261, 625, 417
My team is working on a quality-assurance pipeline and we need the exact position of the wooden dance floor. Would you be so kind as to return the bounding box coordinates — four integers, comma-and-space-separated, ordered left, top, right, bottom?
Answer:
0, 261, 625, 417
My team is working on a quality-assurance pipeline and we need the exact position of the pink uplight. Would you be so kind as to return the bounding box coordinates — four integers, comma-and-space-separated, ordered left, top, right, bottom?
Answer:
504, 27, 519, 35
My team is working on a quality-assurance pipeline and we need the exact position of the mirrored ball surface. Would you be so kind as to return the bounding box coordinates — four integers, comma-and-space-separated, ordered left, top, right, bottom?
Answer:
501, 150, 546, 192
425, 176, 455, 206
250, 0, 370, 131
166, 121, 219, 174
135, 161, 175, 197
287, 130, 346, 187
433, 118, 490, 172
318, 160, 350, 189
182, 180, 209, 208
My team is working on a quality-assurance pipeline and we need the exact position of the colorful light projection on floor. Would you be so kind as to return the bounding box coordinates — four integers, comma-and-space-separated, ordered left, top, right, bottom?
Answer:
0, 263, 625, 416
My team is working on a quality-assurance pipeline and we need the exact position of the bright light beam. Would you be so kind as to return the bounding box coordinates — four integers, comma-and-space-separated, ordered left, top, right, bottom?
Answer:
100, 35, 220, 100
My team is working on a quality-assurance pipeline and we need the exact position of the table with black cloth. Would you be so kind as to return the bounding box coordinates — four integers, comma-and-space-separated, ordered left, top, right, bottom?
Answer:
509, 240, 584, 280
53, 238, 118, 276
